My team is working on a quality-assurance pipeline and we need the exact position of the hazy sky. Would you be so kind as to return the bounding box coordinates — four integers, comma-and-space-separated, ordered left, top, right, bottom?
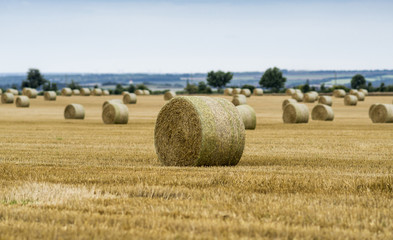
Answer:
0, 0, 392, 73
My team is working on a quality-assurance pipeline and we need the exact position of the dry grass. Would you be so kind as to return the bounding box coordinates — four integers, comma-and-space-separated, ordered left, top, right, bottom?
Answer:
1, 95, 393, 239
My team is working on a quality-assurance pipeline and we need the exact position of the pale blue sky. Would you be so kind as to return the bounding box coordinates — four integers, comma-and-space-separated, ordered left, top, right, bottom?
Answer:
0, 0, 392, 73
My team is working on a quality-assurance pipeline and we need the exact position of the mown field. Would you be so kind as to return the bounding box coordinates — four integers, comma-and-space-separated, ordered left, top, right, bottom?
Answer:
1, 94, 393, 239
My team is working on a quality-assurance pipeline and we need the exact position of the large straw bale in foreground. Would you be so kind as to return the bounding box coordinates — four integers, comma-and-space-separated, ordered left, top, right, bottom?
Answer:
135, 89, 144, 95
292, 91, 304, 102
355, 92, 365, 101
285, 88, 296, 95
7, 89, 18, 95
15, 96, 30, 107
232, 94, 247, 106
72, 89, 80, 95
154, 96, 245, 166
25, 89, 37, 98
61, 88, 72, 96
359, 89, 368, 96
282, 103, 309, 123
370, 104, 393, 123
102, 103, 129, 124
64, 104, 85, 119
232, 88, 241, 95
143, 90, 150, 95
1, 93, 14, 104
312, 104, 334, 121
318, 96, 332, 106
103, 99, 123, 109
253, 88, 263, 96
224, 88, 233, 96
236, 105, 256, 130
164, 91, 176, 101
92, 88, 102, 96
344, 95, 357, 106
240, 89, 251, 97
103, 90, 110, 96
123, 93, 137, 104
44, 91, 57, 101
304, 92, 318, 102
282, 99, 298, 110
80, 88, 91, 96
333, 89, 346, 98
369, 103, 380, 118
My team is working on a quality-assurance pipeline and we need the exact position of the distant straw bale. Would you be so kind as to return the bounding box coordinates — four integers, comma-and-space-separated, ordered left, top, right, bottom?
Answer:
359, 89, 368, 96
318, 96, 332, 106
103, 99, 123, 109
164, 91, 176, 101
282, 103, 309, 123
253, 88, 263, 96
143, 90, 150, 95
292, 91, 304, 102
355, 92, 365, 101
22, 88, 30, 96
102, 103, 129, 124
7, 89, 18, 95
232, 94, 247, 106
64, 104, 85, 119
370, 104, 393, 123
44, 91, 57, 101
369, 103, 380, 118
236, 105, 256, 130
282, 99, 298, 110
304, 92, 318, 103
333, 89, 346, 98
123, 93, 137, 104
92, 88, 102, 96
1, 93, 14, 104
15, 96, 30, 107
103, 90, 110, 96
122, 91, 129, 96
135, 90, 144, 95
349, 89, 358, 95
285, 88, 296, 95
240, 89, 251, 97
61, 88, 72, 96
232, 88, 241, 94
80, 88, 91, 96
344, 95, 357, 106
26, 89, 37, 98
312, 104, 334, 121
224, 88, 233, 96
72, 89, 80, 95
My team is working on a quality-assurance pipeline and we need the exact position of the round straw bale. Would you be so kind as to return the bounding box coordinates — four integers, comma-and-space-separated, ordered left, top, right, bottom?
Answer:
103, 90, 110, 96
80, 88, 91, 96
164, 91, 176, 101
285, 88, 296, 95
143, 90, 150, 95
232, 88, 241, 94
224, 88, 233, 96
236, 105, 256, 130
92, 88, 102, 96
311, 104, 334, 121
123, 93, 137, 104
72, 89, 80, 95
282, 99, 298, 110
232, 94, 247, 106
61, 88, 72, 96
282, 103, 309, 123
370, 104, 393, 123
15, 96, 30, 107
102, 103, 129, 124
1, 93, 14, 104
240, 89, 251, 97
355, 91, 365, 101
26, 89, 37, 98
349, 89, 358, 95
359, 89, 368, 96
291, 91, 304, 102
344, 95, 357, 106
253, 88, 263, 96
304, 92, 318, 103
154, 96, 245, 166
369, 103, 380, 118
122, 91, 129, 96
135, 89, 144, 95
7, 89, 18, 95
64, 104, 85, 119
22, 87, 31, 95
44, 91, 57, 101
103, 99, 123, 109
309, 91, 319, 96
318, 96, 332, 106
333, 89, 346, 98
0, 89, 2, 95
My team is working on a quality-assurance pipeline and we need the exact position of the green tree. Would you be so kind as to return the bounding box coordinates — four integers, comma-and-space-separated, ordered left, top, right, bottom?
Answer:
351, 74, 366, 89
22, 68, 47, 89
320, 83, 326, 92
206, 71, 233, 91
302, 80, 310, 93
67, 80, 81, 90
378, 82, 386, 92
259, 67, 287, 92
127, 84, 135, 93
114, 84, 124, 95
184, 81, 198, 94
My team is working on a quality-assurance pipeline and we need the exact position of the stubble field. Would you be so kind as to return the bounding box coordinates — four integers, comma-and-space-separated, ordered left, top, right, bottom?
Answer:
0, 94, 393, 239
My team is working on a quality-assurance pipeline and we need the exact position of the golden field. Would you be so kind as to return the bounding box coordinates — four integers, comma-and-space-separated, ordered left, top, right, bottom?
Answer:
0, 94, 393, 239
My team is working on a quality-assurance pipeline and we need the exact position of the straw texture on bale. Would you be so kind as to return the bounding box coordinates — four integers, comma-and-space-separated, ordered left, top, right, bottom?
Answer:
1, 93, 14, 104
15, 96, 30, 107
370, 104, 393, 123
224, 88, 233, 96
123, 93, 137, 104
333, 89, 346, 98
25, 89, 38, 98
285, 88, 296, 95
22, 88, 30, 95
311, 104, 334, 121
102, 103, 129, 124
304, 92, 318, 103
355, 92, 365, 101
103, 99, 123, 109
318, 96, 332, 106
282, 99, 298, 110
369, 103, 380, 118
349, 89, 358, 95
236, 105, 256, 130
0, 89, 2, 95
61, 88, 72, 96
72, 89, 80, 95
154, 96, 245, 166
232, 94, 247, 106
122, 91, 129, 96
92, 88, 102, 96
240, 89, 251, 97
253, 88, 263, 96
44, 91, 57, 101
7, 89, 18, 95
103, 90, 110, 96
135, 89, 144, 95
291, 91, 304, 102
64, 104, 85, 119
359, 89, 368, 96
164, 91, 176, 101
143, 90, 150, 95
232, 88, 241, 95
80, 88, 91, 96
344, 95, 357, 106
282, 103, 309, 123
